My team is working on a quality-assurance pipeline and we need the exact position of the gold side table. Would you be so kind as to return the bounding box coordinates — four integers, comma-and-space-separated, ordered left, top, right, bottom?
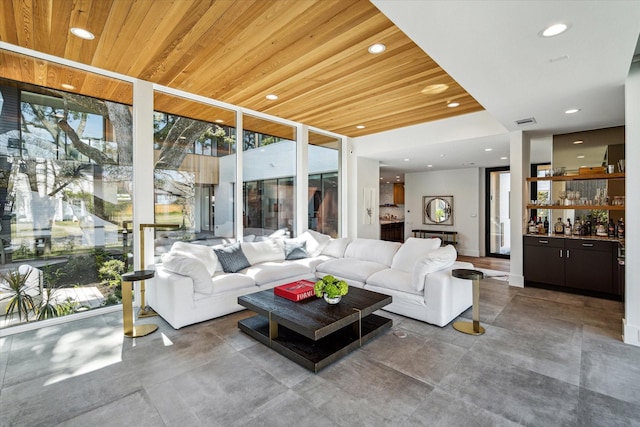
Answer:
452, 268, 485, 335
122, 270, 158, 338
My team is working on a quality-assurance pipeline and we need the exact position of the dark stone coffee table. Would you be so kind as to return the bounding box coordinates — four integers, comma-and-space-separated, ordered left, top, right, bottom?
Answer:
238, 286, 392, 372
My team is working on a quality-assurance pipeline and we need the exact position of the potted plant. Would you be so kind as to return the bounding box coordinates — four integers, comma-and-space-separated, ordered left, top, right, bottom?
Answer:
0, 269, 35, 322
314, 275, 348, 304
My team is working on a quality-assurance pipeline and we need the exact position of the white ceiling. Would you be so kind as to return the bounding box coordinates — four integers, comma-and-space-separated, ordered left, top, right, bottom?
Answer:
364, 0, 640, 182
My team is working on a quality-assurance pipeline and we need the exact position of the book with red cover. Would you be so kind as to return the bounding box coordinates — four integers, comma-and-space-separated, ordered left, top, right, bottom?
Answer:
274, 280, 316, 302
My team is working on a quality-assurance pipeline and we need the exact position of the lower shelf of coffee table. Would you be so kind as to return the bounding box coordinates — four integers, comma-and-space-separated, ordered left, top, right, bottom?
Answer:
238, 313, 392, 373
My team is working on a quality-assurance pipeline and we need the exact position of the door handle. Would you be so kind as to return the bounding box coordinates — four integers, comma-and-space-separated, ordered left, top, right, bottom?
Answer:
539, 240, 548, 244
582, 243, 594, 247
559, 249, 563, 258
566, 249, 570, 258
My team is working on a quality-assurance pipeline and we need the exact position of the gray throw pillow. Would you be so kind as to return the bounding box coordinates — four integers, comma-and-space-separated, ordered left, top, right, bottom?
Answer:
285, 240, 308, 260
213, 242, 250, 273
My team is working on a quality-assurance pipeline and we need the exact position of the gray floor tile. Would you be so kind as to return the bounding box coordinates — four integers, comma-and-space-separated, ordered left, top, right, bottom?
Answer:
404, 389, 522, 427
439, 352, 580, 426
56, 390, 165, 427
577, 387, 640, 427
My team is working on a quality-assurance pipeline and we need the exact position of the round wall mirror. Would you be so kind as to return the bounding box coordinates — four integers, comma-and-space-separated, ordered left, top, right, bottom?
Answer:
423, 196, 453, 225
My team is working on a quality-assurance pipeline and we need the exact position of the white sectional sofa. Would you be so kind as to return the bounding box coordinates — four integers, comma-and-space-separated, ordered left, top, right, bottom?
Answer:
147, 232, 473, 329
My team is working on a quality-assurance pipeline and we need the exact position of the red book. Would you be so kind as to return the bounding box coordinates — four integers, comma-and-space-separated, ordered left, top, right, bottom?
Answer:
274, 280, 316, 302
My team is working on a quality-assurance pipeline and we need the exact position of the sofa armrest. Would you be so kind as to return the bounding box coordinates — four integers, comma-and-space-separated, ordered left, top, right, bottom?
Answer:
422, 261, 474, 326
147, 264, 196, 313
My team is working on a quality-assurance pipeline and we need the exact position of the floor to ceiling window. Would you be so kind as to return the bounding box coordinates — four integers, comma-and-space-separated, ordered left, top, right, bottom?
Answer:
242, 116, 296, 238
308, 131, 340, 237
152, 92, 237, 255
0, 72, 133, 327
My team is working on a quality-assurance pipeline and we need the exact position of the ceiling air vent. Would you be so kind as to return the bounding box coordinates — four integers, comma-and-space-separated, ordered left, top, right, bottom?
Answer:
515, 117, 536, 126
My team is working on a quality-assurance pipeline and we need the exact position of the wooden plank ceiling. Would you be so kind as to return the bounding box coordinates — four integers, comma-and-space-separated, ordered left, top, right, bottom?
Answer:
0, 0, 483, 137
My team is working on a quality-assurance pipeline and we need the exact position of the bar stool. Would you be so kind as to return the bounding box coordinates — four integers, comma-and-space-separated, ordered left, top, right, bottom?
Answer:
121, 270, 158, 338
452, 268, 485, 335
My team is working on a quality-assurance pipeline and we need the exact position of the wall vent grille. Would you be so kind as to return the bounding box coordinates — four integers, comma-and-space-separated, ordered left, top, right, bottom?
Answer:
515, 117, 537, 126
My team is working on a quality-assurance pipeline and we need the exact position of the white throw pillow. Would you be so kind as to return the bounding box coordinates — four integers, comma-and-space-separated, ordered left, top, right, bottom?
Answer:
241, 239, 285, 265
161, 252, 214, 295
391, 237, 443, 273
411, 244, 457, 292
300, 230, 332, 257
170, 241, 218, 276
322, 237, 352, 258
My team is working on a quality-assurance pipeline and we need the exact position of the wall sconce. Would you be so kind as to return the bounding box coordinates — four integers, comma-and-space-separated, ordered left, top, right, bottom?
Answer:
138, 223, 180, 317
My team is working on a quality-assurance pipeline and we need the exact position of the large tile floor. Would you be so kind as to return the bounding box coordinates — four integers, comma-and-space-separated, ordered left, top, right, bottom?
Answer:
2, 279, 640, 426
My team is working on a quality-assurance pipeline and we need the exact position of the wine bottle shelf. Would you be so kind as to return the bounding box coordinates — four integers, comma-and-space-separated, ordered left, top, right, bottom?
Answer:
526, 173, 625, 182
526, 204, 625, 211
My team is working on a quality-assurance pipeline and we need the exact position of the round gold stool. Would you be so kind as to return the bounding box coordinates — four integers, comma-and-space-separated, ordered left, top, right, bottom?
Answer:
121, 270, 158, 338
452, 268, 485, 335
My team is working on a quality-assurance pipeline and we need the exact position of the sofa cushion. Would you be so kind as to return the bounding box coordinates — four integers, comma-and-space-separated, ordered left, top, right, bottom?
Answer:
171, 241, 218, 276
241, 239, 285, 265
213, 242, 251, 273
391, 237, 442, 273
316, 258, 389, 283
161, 252, 213, 295
344, 238, 401, 266
210, 272, 256, 294
243, 261, 311, 286
366, 268, 423, 296
286, 255, 332, 271
284, 240, 308, 260
411, 244, 457, 292
322, 237, 352, 258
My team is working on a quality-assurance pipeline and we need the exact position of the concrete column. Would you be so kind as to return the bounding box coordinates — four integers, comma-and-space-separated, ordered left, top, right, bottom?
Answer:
509, 130, 530, 287
624, 60, 640, 347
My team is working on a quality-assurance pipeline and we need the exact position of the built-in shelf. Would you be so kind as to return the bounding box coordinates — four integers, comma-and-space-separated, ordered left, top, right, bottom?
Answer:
527, 204, 625, 211
526, 173, 625, 182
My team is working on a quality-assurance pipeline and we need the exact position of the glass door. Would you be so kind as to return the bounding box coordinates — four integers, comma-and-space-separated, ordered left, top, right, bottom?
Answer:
486, 167, 510, 257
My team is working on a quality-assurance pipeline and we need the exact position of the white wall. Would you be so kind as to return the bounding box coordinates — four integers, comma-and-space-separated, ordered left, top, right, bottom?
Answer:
356, 157, 380, 239
405, 168, 481, 256
623, 60, 639, 347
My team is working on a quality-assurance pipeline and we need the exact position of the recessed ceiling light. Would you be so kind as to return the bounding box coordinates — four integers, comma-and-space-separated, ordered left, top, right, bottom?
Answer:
61, 83, 75, 90
572, 140, 584, 144
368, 43, 386, 54
215, 119, 224, 123
380, 177, 384, 180
577, 155, 585, 159
484, 148, 493, 152
403, 158, 409, 162
356, 125, 365, 129
440, 154, 446, 158
70, 27, 95, 40
541, 23, 568, 38
500, 156, 508, 160
421, 84, 449, 95
427, 164, 433, 168
565, 108, 581, 114
266, 94, 278, 100
395, 176, 400, 178
386, 181, 390, 184
447, 102, 460, 108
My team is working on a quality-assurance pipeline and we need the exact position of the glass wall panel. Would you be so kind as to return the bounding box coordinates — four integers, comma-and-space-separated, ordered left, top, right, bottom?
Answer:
0, 74, 133, 328
242, 115, 296, 238
308, 131, 340, 237
152, 92, 236, 257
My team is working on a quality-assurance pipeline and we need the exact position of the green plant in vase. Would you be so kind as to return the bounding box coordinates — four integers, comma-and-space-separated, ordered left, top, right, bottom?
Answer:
314, 275, 348, 304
